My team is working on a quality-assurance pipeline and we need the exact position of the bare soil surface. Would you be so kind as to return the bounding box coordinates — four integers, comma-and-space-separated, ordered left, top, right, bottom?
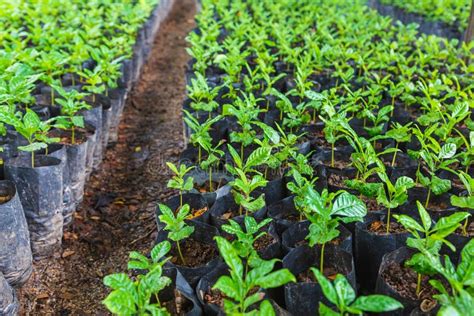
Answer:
18, 0, 196, 314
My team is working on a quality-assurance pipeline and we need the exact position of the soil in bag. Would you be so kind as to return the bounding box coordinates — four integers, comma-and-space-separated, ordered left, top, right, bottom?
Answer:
376, 247, 442, 315
157, 220, 221, 288
0, 271, 19, 316
5, 155, 63, 259
0, 180, 32, 287
283, 245, 355, 315
355, 212, 410, 292
209, 192, 266, 229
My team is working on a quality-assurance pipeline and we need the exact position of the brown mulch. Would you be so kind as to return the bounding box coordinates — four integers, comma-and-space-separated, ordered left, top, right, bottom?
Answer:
18, 0, 196, 314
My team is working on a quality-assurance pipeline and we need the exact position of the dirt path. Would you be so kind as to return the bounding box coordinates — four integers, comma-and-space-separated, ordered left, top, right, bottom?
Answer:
19, 0, 196, 314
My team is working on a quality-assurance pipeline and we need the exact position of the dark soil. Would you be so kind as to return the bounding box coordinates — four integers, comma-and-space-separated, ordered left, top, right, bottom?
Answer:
162, 291, 193, 315
51, 128, 88, 145
195, 180, 226, 193
18, 0, 196, 314
297, 266, 339, 283
362, 196, 383, 212
382, 262, 439, 311
204, 288, 226, 307
171, 238, 218, 267
369, 220, 407, 235
325, 159, 352, 170
253, 233, 275, 251
328, 173, 350, 188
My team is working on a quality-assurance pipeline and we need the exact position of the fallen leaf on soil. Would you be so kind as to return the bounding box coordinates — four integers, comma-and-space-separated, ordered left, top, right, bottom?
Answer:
62, 251, 75, 258
370, 221, 382, 231
128, 205, 139, 212
221, 212, 232, 220
37, 293, 49, 299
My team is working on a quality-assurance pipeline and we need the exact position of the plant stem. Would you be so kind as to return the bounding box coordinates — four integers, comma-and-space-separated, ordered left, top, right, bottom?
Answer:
71, 126, 76, 145
176, 241, 186, 265
240, 142, 244, 162
425, 188, 431, 208
391, 142, 399, 167
209, 167, 213, 192
31, 151, 35, 168
386, 207, 391, 234
416, 273, 422, 297
179, 192, 183, 209
462, 218, 469, 237
320, 243, 326, 274
198, 146, 202, 164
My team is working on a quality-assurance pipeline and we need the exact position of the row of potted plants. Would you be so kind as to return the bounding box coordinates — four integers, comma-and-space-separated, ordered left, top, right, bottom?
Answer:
0, 0, 178, 313
103, 0, 473, 314
377, 0, 471, 33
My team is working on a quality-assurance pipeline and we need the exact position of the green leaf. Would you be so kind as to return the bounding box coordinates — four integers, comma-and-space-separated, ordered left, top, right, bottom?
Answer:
256, 269, 295, 289
71, 115, 85, 128
150, 241, 171, 263
318, 303, 339, 316
334, 274, 356, 306
259, 300, 275, 316
438, 143, 456, 159
215, 236, 243, 279
18, 142, 47, 153
311, 268, 338, 305
103, 273, 134, 291
416, 201, 432, 232
450, 195, 474, 209
245, 147, 271, 169
393, 214, 424, 233
395, 176, 415, 190
431, 175, 451, 195
331, 192, 367, 218
351, 295, 403, 312
23, 109, 41, 134
103, 290, 136, 315
213, 275, 239, 301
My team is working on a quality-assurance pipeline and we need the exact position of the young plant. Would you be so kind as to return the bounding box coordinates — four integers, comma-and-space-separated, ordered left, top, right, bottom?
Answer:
312, 268, 403, 315
225, 93, 264, 160
303, 187, 367, 273
78, 66, 106, 102
53, 86, 91, 144
183, 110, 221, 164
103, 241, 172, 316
450, 171, 474, 211
372, 122, 413, 167
226, 145, 270, 216
186, 72, 220, 116
0, 107, 59, 168
212, 236, 295, 315
319, 110, 350, 168
394, 201, 470, 296
158, 204, 195, 266
376, 171, 415, 234
410, 125, 458, 207
166, 162, 194, 208
221, 216, 272, 260
363, 104, 393, 139
199, 140, 224, 192
421, 240, 474, 316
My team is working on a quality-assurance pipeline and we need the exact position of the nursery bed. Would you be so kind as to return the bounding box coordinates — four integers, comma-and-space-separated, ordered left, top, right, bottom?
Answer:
17, 0, 196, 314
